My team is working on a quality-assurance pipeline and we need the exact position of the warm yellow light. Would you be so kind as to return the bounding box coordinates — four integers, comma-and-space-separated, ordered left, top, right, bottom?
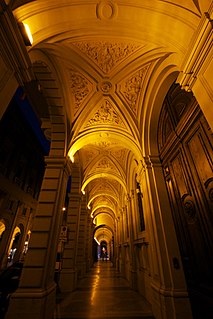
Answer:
82, 189, 85, 195
62, 207, 66, 212
87, 205, 91, 209
19, 23, 33, 46
24, 24, 33, 45
70, 155, 74, 163
94, 237, 100, 245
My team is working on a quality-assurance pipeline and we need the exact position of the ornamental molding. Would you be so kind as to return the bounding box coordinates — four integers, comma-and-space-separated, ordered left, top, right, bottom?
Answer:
72, 41, 142, 74
96, 0, 118, 20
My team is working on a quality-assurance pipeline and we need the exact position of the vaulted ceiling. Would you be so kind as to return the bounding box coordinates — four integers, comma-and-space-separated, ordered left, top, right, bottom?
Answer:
11, 0, 203, 244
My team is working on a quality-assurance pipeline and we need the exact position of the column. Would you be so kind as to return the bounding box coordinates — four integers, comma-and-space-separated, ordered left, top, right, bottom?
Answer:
5, 156, 71, 319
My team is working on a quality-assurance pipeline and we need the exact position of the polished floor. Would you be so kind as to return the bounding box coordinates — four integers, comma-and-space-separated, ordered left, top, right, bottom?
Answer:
54, 261, 155, 319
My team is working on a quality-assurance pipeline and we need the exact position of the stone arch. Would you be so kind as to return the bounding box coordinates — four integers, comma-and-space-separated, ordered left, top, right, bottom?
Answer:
29, 50, 68, 158
0, 219, 6, 238
142, 65, 179, 156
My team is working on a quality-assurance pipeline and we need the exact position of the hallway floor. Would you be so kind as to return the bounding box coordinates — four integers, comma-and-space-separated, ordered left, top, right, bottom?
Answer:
54, 261, 155, 319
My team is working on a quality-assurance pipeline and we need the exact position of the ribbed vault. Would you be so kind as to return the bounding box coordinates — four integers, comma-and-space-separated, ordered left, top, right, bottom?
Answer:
12, 0, 202, 243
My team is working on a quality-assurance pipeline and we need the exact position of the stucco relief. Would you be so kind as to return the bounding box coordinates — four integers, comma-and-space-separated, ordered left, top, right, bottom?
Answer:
68, 68, 93, 112
91, 180, 112, 192
96, 0, 118, 20
86, 99, 125, 127
95, 140, 112, 148
119, 66, 149, 113
100, 80, 112, 94
82, 149, 100, 168
96, 158, 114, 170
111, 149, 128, 167
72, 41, 141, 74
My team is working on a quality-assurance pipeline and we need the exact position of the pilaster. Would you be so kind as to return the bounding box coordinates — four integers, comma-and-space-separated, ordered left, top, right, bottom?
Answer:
59, 163, 82, 292
85, 213, 93, 271
144, 155, 192, 319
126, 193, 137, 290
76, 194, 88, 278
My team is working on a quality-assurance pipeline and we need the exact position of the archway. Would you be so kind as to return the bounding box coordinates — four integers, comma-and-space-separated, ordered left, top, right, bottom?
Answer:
7, 226, 21, 266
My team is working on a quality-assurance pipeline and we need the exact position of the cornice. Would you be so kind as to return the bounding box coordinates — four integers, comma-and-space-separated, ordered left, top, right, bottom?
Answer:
177, 4, 213, 92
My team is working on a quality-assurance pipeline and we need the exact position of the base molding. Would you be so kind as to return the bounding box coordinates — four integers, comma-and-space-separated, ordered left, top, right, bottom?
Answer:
5, 282, 56, 319
151, 282, 193, 319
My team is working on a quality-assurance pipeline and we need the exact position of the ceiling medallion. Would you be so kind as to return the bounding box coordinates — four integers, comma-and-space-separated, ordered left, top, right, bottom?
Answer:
100, 80, 112, 94
96, 1, 118, 20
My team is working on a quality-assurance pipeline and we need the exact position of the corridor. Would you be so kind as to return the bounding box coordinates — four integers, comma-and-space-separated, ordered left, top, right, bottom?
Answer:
54, 261, 155, 319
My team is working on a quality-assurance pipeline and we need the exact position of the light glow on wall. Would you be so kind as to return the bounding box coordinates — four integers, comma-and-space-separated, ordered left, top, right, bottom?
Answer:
19, 23, 33, 46
94, 237, 100, 245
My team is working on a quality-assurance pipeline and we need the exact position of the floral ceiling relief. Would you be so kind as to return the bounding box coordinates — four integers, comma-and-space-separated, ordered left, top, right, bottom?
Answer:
86, 99, 125, 127
80, 149, 100, 169
72, 41, 142, 74
90, 179, 113, 193
119, 65, 149, 114
68, 68, 93, 114
111, 149, 128, 167
96, 157, 115, 171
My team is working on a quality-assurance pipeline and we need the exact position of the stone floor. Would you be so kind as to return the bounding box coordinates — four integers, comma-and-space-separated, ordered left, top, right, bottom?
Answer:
53, 261, 155, 319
